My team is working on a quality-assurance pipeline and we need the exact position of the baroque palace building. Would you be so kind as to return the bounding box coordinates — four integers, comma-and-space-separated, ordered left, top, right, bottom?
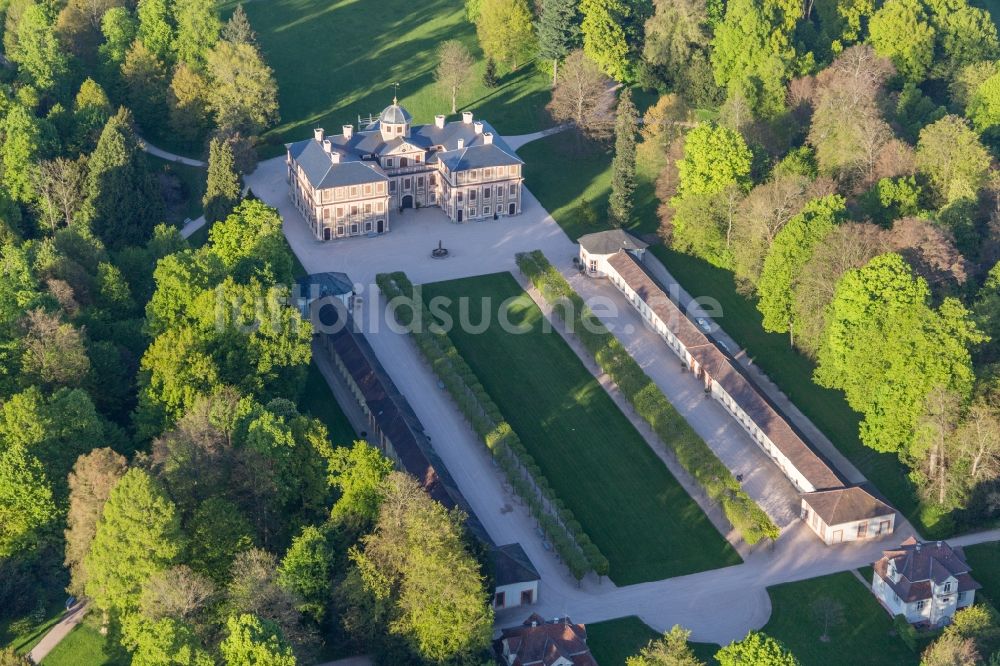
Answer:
285, 99, 525, 240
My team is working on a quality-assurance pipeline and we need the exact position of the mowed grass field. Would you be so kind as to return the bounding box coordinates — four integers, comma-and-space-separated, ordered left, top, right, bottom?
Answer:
235, 0, 552, 154
964, 542, 1000, 605
762, 571, 917, 666
422, 272, 740, 585
40, 623, 126, 666
587, 616, 720, 666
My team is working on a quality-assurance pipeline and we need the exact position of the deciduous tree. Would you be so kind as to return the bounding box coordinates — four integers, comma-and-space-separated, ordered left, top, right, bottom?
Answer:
710, 0, 799, 117
757, 195, 844, 343
64, 448, 128, 596
328, 440, 394, 525
815, 253, 984, 455
434, 40, 475, 115
674, 123, 752, 198
626, 625, 705, 665
204, 40, 279, 136
580, 0, 641, 82
9, 3, 69, 93
476, 0, 535, 71
84, 468, 183, 614
220, 614, 296, 666
222, 4, 256, 45
868, 0, 934, 81
33, 157, 87, 232
916, 115, 991, 205
173, 0, 220, 68
716, 631, 799, 666
278, 525, 332, 622
546, 49, 615, 140
350, 472, 493, 663
137, 0, 175, 63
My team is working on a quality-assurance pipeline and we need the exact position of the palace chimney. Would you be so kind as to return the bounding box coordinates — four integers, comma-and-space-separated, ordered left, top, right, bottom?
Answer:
435, 114, 446, 129
330, 151, 340, 164
343, 124, 353, 139
457, 138, 464, 149
322, 139, 332, 153
474, 121, 483, 135
462, 111, 473, 124
314, 128, 324, 142
484, 132, 494, 145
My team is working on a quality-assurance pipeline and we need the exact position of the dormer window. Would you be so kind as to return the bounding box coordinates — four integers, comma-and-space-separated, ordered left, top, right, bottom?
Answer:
944, 583, 952, 593
386, 158, 394, 168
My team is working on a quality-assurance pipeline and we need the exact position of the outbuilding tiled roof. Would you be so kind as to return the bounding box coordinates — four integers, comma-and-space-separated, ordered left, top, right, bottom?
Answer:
606, 249, 847, 493
803, 486, 894, 525
874, 537, 982, 603
497, 615, 597, 666
578, 229, 648, 255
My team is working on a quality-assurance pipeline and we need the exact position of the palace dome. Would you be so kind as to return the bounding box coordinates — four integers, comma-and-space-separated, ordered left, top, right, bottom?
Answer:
379, 102, 412, 125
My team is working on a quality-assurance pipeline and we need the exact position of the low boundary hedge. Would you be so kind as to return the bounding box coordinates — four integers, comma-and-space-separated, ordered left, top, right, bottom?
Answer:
375, 271, 609, 581
515, 250, 779, 546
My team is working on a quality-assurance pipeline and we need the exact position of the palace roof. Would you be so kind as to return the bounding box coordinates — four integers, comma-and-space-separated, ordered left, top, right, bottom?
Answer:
286, 106, 521, 189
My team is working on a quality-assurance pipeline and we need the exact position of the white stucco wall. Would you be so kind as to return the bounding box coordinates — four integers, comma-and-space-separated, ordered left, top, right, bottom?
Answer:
494, 580, 538, 609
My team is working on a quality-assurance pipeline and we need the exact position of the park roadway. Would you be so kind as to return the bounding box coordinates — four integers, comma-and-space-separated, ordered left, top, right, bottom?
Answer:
239, 144, 997, 644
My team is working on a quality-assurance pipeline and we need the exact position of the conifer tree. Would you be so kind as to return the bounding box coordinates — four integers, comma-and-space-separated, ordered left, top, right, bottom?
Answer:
203, 137, 240, 224
81, 108, 164, 249
609, 88, 637, 227
482, 57, 499, 88
536, 0, 579, 86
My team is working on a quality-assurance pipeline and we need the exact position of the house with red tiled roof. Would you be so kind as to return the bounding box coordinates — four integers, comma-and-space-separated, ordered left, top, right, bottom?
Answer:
496, 614, 598, 666
872, 537, 981, 627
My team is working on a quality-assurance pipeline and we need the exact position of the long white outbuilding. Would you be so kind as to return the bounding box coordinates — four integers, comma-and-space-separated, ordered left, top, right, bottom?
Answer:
578, 230, 896, 545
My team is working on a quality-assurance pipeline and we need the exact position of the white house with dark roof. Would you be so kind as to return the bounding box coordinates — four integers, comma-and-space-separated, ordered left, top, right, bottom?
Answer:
872, 537, 981, 626
285, 99, 525, 240
577, 229, 647, 277
493, 543, 540, 611
581, 231, 897, 545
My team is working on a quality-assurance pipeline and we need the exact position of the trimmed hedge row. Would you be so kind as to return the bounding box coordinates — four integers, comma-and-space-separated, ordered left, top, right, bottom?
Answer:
375, 271, 609, 581
515, 250, 780, 546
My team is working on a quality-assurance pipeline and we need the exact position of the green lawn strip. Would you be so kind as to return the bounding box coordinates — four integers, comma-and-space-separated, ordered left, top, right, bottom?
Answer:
587, 616, 720, 666
39, 623, 126, 666
964, 542, 1000, 605
763, 571, 918, 666
520, 132, 659, 242
0, 601, 64, 655
422, 272, 739, 584
649, 245, 921, 526
516, 250, 777, 546
297, 362, 358, 449
238, 0, 550, 156
376, 271, 602, 580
